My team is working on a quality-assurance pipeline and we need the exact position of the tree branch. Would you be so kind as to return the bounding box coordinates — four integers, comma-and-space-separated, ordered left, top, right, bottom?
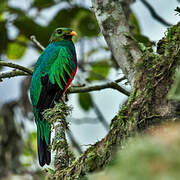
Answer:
66, 130, 82, 154
51, 21, 180, 180
115, 76, 126, 83
68, 117, 100, 124
0, 70, 29, 80
53, 115, 128, 179
92, 0, 142, 85
140, 0, 173, 26
0, 61, 33, 75
30, 35, 45, 51
0, 35, 44, 80
92, 100, 109, 130
43, 103, 75, 170
68, 81, 130, 96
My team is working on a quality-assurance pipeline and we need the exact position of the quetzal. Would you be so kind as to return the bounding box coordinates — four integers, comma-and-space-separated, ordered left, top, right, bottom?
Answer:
30, 27, 77, 166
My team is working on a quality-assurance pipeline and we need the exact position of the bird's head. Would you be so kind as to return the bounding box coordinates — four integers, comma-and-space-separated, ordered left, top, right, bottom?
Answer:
49, 27, 77, 42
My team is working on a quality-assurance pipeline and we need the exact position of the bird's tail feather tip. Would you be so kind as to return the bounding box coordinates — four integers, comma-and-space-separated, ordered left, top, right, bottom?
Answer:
38, 137, 51, 167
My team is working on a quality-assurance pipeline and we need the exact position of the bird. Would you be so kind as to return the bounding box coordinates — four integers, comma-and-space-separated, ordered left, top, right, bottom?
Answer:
30, 27, 77, 167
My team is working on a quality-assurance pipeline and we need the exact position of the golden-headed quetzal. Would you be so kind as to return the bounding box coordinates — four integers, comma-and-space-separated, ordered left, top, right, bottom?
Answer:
30, 27, 77, 166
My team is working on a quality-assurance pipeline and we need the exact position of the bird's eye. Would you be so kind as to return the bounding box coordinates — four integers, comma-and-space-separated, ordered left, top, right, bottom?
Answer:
57, 29, 62, 34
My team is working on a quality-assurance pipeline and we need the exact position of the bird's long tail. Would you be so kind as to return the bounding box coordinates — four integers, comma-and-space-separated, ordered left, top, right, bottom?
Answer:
34, 107, 51, 166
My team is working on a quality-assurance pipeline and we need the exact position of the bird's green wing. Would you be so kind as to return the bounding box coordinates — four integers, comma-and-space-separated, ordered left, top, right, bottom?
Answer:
36, 46, 77, 112
48, 46, 76, 90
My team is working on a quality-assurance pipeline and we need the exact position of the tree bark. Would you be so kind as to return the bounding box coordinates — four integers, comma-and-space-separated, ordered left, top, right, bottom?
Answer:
91, 0, 142, 85
50, 1, 180, 179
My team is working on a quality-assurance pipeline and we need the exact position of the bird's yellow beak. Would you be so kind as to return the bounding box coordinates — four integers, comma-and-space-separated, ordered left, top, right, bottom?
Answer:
68, 31, 77, 36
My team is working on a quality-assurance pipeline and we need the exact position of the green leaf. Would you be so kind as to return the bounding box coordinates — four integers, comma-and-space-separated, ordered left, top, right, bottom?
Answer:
130, 12, 155, 47
23, 132, 37, 157
0, 0, 7, 13
87, 60, 110, 82
134, 34, 155, 47
6, 35, 27, 59
14, 16, 48, 46
138, 42, 146, 52
129, 12, 141, 35
21, 132, 37, 167
78, 93, 93, 111
46, 168, 55, 175
73, 10, 99, 37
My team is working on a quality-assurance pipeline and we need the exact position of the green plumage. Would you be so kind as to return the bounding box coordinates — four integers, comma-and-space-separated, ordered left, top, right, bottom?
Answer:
30, 28, 77, 166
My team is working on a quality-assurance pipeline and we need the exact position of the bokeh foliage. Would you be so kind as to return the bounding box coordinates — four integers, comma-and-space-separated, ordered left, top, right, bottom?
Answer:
89, 123, 180, 180
0, 0, 99, 59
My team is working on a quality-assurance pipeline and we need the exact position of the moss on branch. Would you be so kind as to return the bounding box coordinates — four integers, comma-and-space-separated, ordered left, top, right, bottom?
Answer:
43, 102, 75, 171
49, 22, 180, 180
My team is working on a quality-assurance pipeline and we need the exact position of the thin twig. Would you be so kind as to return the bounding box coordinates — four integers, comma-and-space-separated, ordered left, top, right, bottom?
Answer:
140, 0, 172, 26
68, 117, 99, 124
30, 35, 45, 51
0, 61, 33, 75
71, 84, 86, 88
68, 81, 130, 96
115, 76, 126, 83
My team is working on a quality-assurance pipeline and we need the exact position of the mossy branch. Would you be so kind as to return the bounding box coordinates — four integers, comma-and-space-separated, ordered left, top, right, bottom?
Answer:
49, 21, 180, 180
51, 109, 130, 179
43, 102, 75, 171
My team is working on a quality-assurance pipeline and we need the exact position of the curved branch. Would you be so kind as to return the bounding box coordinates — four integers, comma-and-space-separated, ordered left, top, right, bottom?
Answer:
0, 61, 33, 75
68, 81, 130, 96
140, 0, 172, 26
51, 20, 180, 180
53, 115, 128, 179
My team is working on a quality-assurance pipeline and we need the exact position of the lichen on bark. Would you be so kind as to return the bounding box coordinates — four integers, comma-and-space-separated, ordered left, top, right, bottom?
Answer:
43, 102, 75, 173
43, 1, 180, 179
50, 21, 180, 180
92, 0, 142, 85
